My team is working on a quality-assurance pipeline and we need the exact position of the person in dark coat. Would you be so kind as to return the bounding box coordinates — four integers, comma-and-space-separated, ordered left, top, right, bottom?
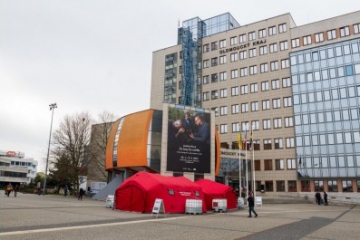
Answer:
315, 192, 321, 205
78, 188, 85, 201
247, 192, 258, 218
323, 191, 328, 205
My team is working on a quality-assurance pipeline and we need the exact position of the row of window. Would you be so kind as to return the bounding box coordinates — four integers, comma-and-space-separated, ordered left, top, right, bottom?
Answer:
211, 97, 293, 115
220, 136, 295, 150
291, 41, 359, 65
291, 63, 360, 84
203, 23, 287, 52
296, 131, 360, 147
298, 155, 360, 168
291, 23, 360, 48
311, 180, 360, 192
294, 86, 360, 104
295, 108, 360, 125
253, 158, 297, 171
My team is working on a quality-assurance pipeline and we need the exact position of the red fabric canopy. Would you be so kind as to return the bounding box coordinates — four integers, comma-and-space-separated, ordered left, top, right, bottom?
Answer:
115, 172, 206, 213
195, 179, 238, 211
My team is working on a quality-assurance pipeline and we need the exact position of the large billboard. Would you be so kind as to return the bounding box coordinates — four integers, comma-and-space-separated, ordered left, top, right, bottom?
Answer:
166, 107, 211, 173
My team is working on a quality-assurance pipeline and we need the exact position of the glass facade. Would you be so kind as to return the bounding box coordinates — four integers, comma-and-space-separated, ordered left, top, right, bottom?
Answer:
291, 38, 360, 179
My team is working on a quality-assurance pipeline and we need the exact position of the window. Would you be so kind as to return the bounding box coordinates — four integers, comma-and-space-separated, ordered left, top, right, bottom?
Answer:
303, 35, 312, 45
262, 100, 270, 110
285, 117, 293, 127
231, 86, 239, 96
291, 38, 300, 48
239, 33, 247, 43
211, 57, 218, 67
354, 23, 360, 34
230, 36, 237, 45
314, 180, 324, 192
274, 138, 283, 148
250, 83, 258, 93
258, 28, 266, 38
327, 29, 336, 40
219, 39, 226, 49
241, 122, 249, 131
220, 106, 227, 116
315, 32, 324, 43
264, 159, 273, 170
231, 69, 239, 79
211, 107, 218, 117
328, 180, 338, 192
286, 137, 295, 148
275, 159, 284, 170
288, 181, 297, 192
261, 81, 269, 91
248, 31, 256, 41
283, 97, 292, 107
211, 41, 218, 50
268, 26, 276, 36
211, 90, 218, 100
249, 48, 257, 58
219, 55, 227, 64
202, 92, 209, 101
270, 61, 279, 71
211, 73, 218, 82
342, 180, 353, 192
220, 71, 227, 81
203, 44, 210, 53
271, 79, 280, 90
240, 85, 248, 94
255, 160, 261, 171
259, 45, 267, 55
220, 124, 228, 134
231, 104, 239, 114
220, 88, 227, 98
241, 103, 249, 113
240, 67, 248, 77
230, 53, 238, 62
260, 63, 268, 73
220, 142, 229, 149
203, 75, 210, 84
282, 77, 291, 88
263, 119, 271, 130
249, 65, 257, 75
281, 59, 290, 69
287, 159, 296, 169
239, 50, 247, 60
272, 98, 281, 109
252, 120, 259, 130
203, 59, 210, 68
232, 122, 240, 132
273, 118, 282, 129
280, 41, 288, 51
251, 101, 259, 112
269, 43, 278, 53
279, 23, 287, 33
340, 26, 350, 37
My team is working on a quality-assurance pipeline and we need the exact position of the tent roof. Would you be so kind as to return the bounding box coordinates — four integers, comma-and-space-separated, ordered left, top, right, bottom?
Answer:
195, 179, 233, 194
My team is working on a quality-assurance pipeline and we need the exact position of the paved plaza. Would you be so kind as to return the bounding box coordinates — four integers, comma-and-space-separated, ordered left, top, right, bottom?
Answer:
0, 191, 359, 240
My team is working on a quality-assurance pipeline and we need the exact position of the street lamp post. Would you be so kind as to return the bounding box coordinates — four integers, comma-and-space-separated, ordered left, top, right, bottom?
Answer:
43, 103, 57, 195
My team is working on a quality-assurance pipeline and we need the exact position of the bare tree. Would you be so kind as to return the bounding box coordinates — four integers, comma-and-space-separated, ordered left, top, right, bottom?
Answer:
87, 111, 116, 182
51, 112, 92, 193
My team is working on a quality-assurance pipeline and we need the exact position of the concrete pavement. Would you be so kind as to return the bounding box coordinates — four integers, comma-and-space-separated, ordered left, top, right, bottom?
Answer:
0, 191, 359, 240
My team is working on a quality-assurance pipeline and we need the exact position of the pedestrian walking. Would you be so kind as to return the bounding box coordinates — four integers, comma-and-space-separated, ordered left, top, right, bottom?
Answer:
247, 192, 258, 218
14, 184, 19, 197
78, 188, 85, 201
37, 182, 41, 195
323, 191, 328, 205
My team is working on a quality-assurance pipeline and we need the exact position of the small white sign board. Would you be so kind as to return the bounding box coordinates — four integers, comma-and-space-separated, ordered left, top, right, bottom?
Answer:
255, 196, 262, 207
152, 198, 166, 218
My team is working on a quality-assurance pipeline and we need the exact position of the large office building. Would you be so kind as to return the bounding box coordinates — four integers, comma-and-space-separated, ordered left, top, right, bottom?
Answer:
150, 11, 360, 194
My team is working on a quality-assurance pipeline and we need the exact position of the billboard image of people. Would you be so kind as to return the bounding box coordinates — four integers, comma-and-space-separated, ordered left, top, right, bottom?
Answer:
167, 107, 211, 174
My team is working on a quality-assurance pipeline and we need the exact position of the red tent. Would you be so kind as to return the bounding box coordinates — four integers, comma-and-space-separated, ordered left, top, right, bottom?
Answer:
115, 172, 206, 213
195, 179, 238, 211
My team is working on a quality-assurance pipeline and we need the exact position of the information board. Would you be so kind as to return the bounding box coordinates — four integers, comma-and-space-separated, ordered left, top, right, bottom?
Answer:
152, 198, 166, 218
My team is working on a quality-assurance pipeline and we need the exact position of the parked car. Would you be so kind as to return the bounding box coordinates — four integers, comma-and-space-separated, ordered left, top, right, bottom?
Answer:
106, 195, 114, 208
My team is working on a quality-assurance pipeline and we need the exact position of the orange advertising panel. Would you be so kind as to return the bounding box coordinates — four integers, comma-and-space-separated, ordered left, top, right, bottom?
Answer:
116, 110, 153, 167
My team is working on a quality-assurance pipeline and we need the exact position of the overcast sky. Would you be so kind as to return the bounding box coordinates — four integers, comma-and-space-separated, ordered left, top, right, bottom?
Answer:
1, 0, 359, 172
